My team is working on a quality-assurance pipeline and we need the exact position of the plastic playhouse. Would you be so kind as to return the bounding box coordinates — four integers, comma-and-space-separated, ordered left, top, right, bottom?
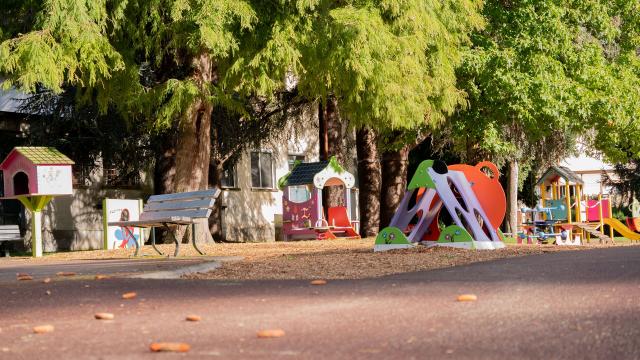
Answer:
279, 157, 360, 240
0, 147, 75, 257
523, 166, 640, 245
375, 160, 506, 251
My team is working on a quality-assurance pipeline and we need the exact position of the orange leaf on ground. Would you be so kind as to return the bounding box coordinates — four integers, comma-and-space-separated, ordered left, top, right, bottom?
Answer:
56, 272, 76, 277
456, 294, 478, 302
185, 315, 201, 322
122, 292, 137, 299
94, 313, 115, 320
95, 275, 110, 280
42, 278, 51, 283
33, 325, 54, 334
149, 343, 190, 352
310, 279, 327, 285
257, 329, 285, 338
17, 275, 33, 281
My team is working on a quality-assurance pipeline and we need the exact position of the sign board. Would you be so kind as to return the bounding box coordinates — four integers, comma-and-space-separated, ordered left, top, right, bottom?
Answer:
103, 199, 143, 250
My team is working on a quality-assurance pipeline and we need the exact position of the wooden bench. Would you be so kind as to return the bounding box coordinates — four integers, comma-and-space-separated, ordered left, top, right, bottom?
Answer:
0, 225, 22, 257
108, 189, 221, 257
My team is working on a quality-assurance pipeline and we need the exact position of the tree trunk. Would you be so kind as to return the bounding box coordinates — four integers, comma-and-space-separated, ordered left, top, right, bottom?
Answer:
356, 127, 381, 237
208, 159, 224, 241
507, 159, 519, 236
172, 52, 215, 243
153, 130, 177, 196
208, 118, 224, 242
380, 146, 410, 228
321, 95, 347, 208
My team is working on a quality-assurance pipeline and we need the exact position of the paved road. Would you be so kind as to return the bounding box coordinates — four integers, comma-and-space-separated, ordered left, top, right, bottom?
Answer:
1, 247, 640, 359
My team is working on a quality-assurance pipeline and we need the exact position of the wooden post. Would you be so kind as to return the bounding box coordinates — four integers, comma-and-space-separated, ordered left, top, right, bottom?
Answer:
608, 196, 614, 241
575, 185, 582, 223
598, 193, 604, 232
565, 183, 572, 224
540, 184, 547, 220
17, 195, 53, 258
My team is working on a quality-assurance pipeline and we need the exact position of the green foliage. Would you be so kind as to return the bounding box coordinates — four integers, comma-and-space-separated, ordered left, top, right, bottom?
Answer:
447, 0, 640, 169
293, 0, 484, 130
0, 0, 124, 93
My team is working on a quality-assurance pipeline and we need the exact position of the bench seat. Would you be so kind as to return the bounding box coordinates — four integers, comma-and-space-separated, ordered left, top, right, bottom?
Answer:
108, 217, 195, 227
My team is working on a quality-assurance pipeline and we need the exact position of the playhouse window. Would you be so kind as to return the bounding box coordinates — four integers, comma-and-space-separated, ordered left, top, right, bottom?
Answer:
250, 151, 274, 189
289, 185, 311, 203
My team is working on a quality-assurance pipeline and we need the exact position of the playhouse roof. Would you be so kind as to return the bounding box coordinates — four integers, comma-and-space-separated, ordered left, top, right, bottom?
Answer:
284, 160, 330, 186
536, 165, 583, 186
278, 157, 356, 189
0, 147, 74, 169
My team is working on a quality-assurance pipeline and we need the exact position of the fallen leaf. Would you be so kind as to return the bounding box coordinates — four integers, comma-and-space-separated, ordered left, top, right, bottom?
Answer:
185, 315, 201, 322
456, 294, 478, 302
56, 272, 76, 277
16, 273, 30, 277
94, 313, 115, 320
149, 342, 190, 353
17, 275, 33, 281
45, 290, 51, 295
122, 292, 137, 300
310, 280, 327, 285
33, 325, 54, 334
257, 329, 285, 338
95, 275, 110, 280
42, 278, 51, 284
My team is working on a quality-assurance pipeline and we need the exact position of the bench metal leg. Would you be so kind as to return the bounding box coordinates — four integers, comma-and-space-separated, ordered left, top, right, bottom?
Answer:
167, 224, 180, 257
192, 222, 205, 256
150, 227, 164, 256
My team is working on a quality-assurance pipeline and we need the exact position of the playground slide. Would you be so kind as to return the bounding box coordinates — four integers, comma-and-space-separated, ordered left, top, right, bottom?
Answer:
603, 218, 640, 241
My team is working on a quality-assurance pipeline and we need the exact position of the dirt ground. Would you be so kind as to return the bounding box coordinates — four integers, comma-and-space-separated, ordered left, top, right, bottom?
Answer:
4, 238, 634, 280
185, 239, 629, 280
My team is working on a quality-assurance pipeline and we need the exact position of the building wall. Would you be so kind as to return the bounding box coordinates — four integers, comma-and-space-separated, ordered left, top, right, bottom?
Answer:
560, 154, 615, 195
220, 104, 321, 242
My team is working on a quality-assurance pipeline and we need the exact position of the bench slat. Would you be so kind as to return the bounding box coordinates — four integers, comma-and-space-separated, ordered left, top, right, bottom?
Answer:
108, 217, 194, 227
0, 236, 21, 241
0, 225, 19, 229
0, 229, 20, 233
140, 209, 211, 221
144, 198, 215, 212
147, 189, 220, 202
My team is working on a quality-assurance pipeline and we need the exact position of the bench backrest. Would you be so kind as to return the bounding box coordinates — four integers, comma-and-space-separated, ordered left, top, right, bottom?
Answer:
140, 189, 221, 221
0, 224, 21, 241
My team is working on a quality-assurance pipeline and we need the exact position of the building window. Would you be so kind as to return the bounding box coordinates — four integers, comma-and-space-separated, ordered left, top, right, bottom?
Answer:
251, 151, 274, 189
288, 154, 305, 170
103, 166, 141, 188
72, 163, 92, 187
220, 163, 237, 188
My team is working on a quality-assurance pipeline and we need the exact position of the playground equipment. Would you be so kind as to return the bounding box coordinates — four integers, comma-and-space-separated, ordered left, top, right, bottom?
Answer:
374, 160, 506, 251
534, 165, 640, 244
279, 157, 360, 241
0, 147, 74, 257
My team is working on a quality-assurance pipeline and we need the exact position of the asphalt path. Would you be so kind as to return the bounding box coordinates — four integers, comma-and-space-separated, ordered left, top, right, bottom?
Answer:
1, 246, 640, 359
